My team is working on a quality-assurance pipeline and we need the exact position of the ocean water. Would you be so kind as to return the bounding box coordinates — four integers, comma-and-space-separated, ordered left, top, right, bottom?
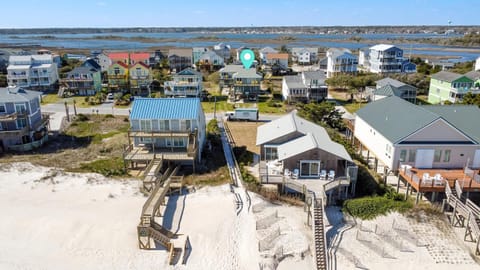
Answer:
0, 32, 478, 61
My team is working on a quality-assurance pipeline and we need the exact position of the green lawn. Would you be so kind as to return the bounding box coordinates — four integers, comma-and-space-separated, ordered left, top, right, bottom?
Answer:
201, 99, 287, 114
343, 102, 367, 114
41, 93, 60, 104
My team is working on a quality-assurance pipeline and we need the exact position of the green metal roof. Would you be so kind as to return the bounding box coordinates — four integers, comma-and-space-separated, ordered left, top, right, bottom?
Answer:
356, 96, 480, 144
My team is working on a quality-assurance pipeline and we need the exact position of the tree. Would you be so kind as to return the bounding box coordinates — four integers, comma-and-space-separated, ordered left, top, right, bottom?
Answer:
296, 102, 345, 130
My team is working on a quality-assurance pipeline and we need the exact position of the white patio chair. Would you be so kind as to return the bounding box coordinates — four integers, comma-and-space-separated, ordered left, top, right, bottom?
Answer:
434, 173, 444, 186
328, 170, 335, 180
319, 170, 327, 180
284, 168, 291, 177
292, 169, 299, 179
422, 173, 430, 181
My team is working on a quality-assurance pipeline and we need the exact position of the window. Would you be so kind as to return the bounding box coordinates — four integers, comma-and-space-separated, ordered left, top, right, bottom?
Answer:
0, 104, 5, 113
300, 161, 320, 177
434, 149, 442, 162
173, 138, 184, 147
159, 120, 170, 131
16, 118, 27, 129
408, 149, 416, 162
114, 67, 120, 75
264, 147, 278, 161
171, 120, 180, 131
15, 104, 27, 114
443, 150, 451, 162
399, 150, 407, 162
140, 120, 151, 131
180, 120, 191, 131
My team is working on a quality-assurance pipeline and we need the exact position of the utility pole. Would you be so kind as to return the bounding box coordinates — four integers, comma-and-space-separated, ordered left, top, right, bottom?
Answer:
213, 95, 217, 119
73, 99, 77, 115
64, 101, 69, 122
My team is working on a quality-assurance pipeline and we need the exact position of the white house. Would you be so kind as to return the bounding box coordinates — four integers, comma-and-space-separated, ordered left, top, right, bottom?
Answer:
7, 54, 59, 91
368, 44, 404, 74
213, 43, 231, 61
326, 48, 358, 78
259, 47, 279, 63
291, 47, 318, 64
354, 96, 480, 171
94, 53, 111, 72
475, 56, 480, 71
358, 48, 369, 67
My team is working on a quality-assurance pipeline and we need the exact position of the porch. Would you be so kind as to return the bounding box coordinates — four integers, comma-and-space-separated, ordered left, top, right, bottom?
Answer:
398, 165, 480, 193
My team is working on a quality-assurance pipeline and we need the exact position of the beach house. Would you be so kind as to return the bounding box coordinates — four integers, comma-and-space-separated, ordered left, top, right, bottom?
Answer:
368, 44, 404, 74
427, 71, 477, 104
326, 48, 358, 78
107, 61, 129, 91
7, 54, 59, 91
282, 71, 327, 103
129, 62, 152, 96
168, 48, 193, 72
354, 95, 480, 172
259, 47, 279, 64
256, 112, 352, 182
0, 86, 49, 152
125, 98, 206, 168
366, 77, 417, 103
213, 43, 231, 62
164, 68, 203, 97
219, 64, 262, 100
61, 66, 102, 96
291, 47, 318, 65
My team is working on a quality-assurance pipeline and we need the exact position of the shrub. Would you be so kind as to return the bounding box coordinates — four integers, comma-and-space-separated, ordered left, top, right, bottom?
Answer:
80, 157, 126, 177
76, 114, 89, 122
343, 196, 412, 220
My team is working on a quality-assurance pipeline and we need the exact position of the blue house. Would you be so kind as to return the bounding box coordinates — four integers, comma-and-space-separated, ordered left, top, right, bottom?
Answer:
125, 98, 206, 169
0, 86, 49, 152
402, 60, 417, 73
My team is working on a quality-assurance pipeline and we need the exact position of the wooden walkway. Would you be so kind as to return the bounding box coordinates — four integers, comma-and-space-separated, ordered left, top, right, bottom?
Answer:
444, 183, 480, 255
137, 164, 189, 265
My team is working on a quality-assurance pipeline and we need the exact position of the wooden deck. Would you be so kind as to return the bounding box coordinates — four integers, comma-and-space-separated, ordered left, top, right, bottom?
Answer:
125, 147, 194, 162
399, 167, 480, 193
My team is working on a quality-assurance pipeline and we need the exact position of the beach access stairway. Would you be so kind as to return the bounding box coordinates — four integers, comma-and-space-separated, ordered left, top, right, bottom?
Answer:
142, 158, 164, 192
312, 198, 327, 270
137, 165, 189, 265
284, 177, 351, 270
445, 182, 480, 255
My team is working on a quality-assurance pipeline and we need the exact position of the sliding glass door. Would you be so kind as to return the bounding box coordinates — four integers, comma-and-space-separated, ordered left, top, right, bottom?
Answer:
300, 160, 320, 177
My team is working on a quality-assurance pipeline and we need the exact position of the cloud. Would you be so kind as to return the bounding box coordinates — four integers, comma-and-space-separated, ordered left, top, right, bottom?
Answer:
96, 1, 107, 6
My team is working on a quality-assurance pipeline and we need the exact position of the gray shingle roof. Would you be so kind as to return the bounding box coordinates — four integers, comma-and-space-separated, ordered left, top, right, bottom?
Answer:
465, 70, 480, 81
431, 71, 468, 82
373, 84, 396, 96
232, 68, 262, 79
0, 86, 41, 103
376, 77, 406, 88
303, 71, 326, 81
284, 75, 305, 89
256, 113, 352, 161
356, 96, 480, 143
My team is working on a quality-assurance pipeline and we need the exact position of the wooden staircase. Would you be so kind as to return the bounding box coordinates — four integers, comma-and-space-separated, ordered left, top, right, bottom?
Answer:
313, 199, 327, 270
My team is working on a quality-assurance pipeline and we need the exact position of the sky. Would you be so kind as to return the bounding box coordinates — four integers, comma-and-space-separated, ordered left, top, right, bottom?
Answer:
0, 0, 478, 28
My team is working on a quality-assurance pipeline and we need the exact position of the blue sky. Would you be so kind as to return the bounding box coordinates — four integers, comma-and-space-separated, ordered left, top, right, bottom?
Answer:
0, 0, 478, 28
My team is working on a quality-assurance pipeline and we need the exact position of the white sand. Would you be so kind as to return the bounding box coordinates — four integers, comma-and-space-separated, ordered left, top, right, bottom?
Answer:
4, 162, 475, 270
329, 209, 480, 270
0, 163, 312, 270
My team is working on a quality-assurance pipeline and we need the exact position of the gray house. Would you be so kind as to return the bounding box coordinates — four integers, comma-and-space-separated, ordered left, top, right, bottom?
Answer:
366, 77, 417, 103
0, 86, 49, 152
256, 113, 352, 181
282, 71, 328, 103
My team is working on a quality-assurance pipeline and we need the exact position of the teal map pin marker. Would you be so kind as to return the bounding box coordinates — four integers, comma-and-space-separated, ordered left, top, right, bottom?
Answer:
240, 49, 255, 69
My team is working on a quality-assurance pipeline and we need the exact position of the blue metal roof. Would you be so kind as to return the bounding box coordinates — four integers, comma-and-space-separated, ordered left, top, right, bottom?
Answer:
130, 98, 201, 120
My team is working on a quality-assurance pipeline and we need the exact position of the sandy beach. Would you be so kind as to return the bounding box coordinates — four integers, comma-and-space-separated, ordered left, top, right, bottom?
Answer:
0, 162, 479, 270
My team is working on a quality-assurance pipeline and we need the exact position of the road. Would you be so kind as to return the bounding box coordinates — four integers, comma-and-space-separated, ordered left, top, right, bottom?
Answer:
41, 98, 352, 131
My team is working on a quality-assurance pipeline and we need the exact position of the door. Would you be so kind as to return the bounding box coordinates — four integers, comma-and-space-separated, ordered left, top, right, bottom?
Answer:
472, 149, 480, 168
415, 149, 435, 168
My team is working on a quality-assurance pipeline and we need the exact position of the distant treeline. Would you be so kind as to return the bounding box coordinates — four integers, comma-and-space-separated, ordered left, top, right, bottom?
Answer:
0, 25, 479, 35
